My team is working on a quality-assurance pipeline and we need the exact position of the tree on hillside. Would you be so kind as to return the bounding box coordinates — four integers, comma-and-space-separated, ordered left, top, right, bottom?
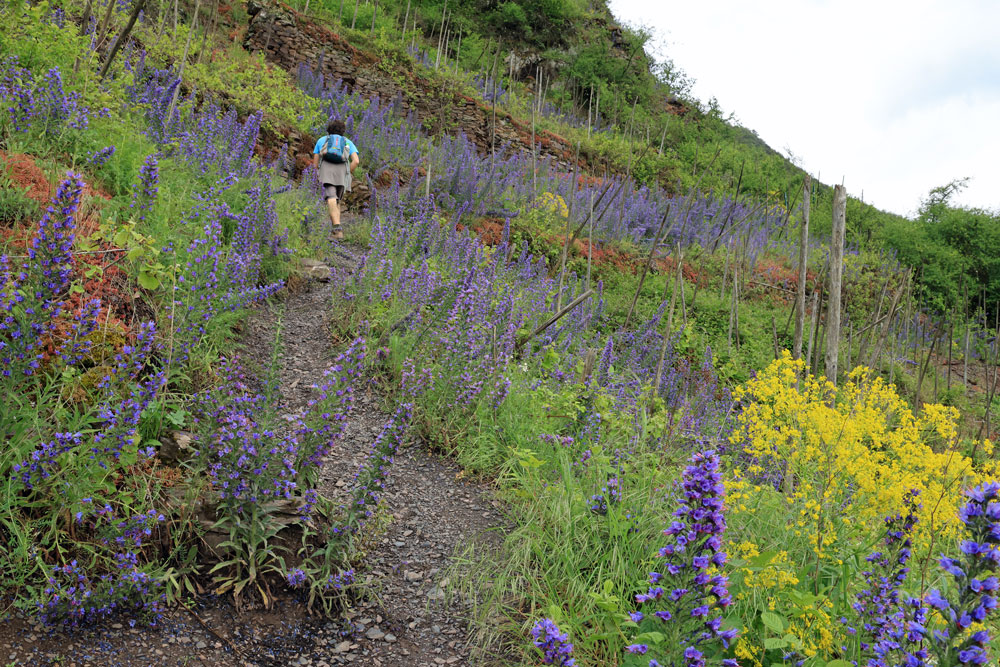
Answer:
882, 178, 1000, 314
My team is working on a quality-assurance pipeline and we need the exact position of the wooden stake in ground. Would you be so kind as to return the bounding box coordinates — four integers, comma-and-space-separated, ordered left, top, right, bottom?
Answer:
74, 0, 96, 73
773, 316, 780, 360
555, 144, 581, 312
623, 204, 672, 330
196, 0, 218, 65
587, 85, 593, 139
516, 290, 594, 352
594, 88, 600, 132
98, 0, 148, 80
654, 242, 685, 397
916, 325, 941, 411
868, 271, 908, 371
434, 3, 448, 70
95, 0, 119, 51
846, 323, 852, 371
793, 175, 811, 360
165, 0, 202, 128
728, 261, 739, 353
489, 50, 499, 163
805, 289, 819, 375
530, 74, 537, 200
947, 319, 954, 392
586, 188, 595, 290
824, 184, 847, 384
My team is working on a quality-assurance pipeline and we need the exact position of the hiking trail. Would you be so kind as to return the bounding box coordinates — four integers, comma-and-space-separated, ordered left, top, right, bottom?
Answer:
0, 219, 507, 666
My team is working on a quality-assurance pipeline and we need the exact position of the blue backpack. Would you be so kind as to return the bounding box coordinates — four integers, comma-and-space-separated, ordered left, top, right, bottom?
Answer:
321, 134, 350, 164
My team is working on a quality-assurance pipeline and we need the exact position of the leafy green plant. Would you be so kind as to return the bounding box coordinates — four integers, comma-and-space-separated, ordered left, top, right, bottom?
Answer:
0, 163, 39, 225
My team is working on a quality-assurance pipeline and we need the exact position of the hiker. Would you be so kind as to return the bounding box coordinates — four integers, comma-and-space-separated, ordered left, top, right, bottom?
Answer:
312, 119, 359, 240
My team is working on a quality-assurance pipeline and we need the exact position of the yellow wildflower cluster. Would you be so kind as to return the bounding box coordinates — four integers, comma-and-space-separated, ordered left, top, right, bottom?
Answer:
732, 544, 799, 593
730, 353, 996, 556
537, 191, 569, 219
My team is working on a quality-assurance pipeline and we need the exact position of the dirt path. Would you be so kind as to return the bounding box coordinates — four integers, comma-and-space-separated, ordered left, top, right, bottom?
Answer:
239, 231, 508, 666
0, 226, 507, 666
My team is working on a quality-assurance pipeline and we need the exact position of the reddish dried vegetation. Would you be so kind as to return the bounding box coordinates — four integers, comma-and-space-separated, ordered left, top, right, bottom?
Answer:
2, 153, 137, 352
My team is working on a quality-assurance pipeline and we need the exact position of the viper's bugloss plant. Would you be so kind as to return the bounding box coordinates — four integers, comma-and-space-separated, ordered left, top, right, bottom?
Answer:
843, 489, 921, 666
886, 482, 1000, 667
627, 450, 739, 667
87, 145, 116, 166
0, 172, 85, 386
130, 153, 159, 223
531, 618, 576, 666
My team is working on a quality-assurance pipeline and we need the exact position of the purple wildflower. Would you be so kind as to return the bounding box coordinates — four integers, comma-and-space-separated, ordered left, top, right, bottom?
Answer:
530, 618, 575, 666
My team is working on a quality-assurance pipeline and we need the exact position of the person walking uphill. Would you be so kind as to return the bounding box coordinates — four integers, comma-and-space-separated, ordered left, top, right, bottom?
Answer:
312, 119, 359, 240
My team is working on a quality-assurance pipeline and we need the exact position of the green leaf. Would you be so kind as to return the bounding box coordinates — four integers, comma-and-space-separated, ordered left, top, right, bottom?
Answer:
631, 631, 665, 644
760, 610, 786, 633
746, 549, 779, 567
826, 661, 853, 667
138, 269, 161, 290
763, 637, 788, 650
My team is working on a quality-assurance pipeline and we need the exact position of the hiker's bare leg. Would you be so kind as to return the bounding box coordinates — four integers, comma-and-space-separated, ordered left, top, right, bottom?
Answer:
327, 197, 343, 238
327, 197, 341, 226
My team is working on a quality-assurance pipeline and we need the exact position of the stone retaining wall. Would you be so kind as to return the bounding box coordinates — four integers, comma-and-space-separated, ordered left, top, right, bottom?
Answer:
244, 1, 597, 173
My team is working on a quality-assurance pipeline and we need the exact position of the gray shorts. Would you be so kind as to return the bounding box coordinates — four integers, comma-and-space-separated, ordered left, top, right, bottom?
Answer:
323, 184, 345, 201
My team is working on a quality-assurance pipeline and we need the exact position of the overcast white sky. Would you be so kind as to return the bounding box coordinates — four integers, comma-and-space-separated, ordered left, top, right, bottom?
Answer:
607, 0, 1000, 217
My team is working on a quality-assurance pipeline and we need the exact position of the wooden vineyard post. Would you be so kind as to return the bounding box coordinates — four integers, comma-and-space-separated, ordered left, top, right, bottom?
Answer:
916, 326, 941, 412
846, 324, 852, 372
964, 326, 971, 395
805, 290, 819, 376
947, 319, 954, 392
655, 243, 685, 397
793, 175, 811, 360
728, 262, 739, 353
164, 0, 200, 126
825, 184, 847, 384
531, 73, 537, 201
594, 88, 600, 133
623, 205, 672, 330
196, 0, 219, 65
98, 0, 148, 80
719, 244, 730, 300
586, 189, 594, 290
773, 316, 780, 360
587, 85, 593, 139
96, 0, 118, 51
75, 0, 95, 73
555, 144, 581, 312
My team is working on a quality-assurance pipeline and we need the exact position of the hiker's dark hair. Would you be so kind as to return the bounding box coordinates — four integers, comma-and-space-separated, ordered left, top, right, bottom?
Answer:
327, 119, 346, 135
